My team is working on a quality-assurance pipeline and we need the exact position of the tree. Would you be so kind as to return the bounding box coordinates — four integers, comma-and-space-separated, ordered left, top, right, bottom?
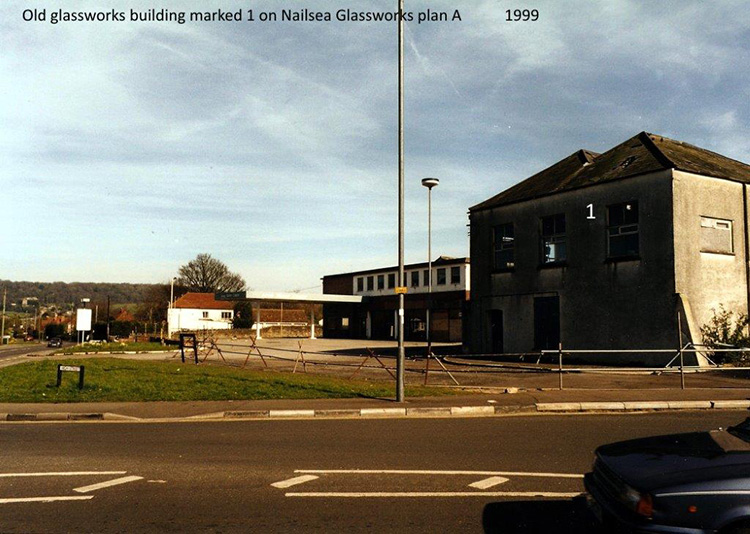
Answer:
177, 254, 246, 294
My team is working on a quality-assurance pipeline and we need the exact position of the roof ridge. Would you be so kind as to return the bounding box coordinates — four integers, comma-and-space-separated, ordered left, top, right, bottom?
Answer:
638, 131, 675, 169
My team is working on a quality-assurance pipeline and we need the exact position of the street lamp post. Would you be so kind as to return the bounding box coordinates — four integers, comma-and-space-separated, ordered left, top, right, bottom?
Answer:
170, 277, 177, 308
395, 0, 406, 402
421, 178, 439, 356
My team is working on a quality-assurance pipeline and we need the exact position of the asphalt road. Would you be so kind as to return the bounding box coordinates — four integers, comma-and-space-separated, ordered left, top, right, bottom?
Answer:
0, 412, 745, 533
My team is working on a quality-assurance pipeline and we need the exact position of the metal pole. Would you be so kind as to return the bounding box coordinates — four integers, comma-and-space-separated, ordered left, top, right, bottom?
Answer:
558, 342, 563, 390
1, 288, 6, 345
106, 296, 110, 341
427, 186, 432, 356
396, 0, 406, 402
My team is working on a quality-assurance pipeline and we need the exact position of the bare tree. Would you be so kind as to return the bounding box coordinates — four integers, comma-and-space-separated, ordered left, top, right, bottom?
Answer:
177, 254, 247, 294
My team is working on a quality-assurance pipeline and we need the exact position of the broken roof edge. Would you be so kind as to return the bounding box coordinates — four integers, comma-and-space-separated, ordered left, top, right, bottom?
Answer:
469, 168, 673, 215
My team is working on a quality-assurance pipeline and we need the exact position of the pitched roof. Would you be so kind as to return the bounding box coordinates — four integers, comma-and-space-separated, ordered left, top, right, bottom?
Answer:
173, 292, 233, 310
470, 132, 750, 212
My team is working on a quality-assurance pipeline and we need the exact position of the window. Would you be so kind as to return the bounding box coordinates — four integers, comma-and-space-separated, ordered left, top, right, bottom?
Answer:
701, 217, 733, 254
541, 214, 567, 263
423, 269, 429, 286
357, 277, 364, 292
451, 266, 461, 284
367, 276, 374, 291
221, 312, 231, 319
341, 317, 349, 328
202, 311, 208, 319
411, 271, 420, 287
607, 202, 639, 258
377, 274, 385, 290
388, 273, 396, 289
494, 223, 515, 269
437, 268, 446, 285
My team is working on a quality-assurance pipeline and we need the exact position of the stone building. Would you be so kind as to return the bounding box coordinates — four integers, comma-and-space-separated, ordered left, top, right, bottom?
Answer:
468, 132, 750, 365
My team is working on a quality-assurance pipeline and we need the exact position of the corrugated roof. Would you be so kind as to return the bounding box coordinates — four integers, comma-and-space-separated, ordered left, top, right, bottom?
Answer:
470, 132, 750, 212
173, 292, 233, 310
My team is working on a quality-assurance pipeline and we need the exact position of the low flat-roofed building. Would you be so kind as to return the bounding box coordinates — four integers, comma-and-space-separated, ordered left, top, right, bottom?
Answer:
322, 256, 470, 342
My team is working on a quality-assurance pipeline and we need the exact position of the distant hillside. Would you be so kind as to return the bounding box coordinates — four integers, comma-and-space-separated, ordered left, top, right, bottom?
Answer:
0, 280, 160, 307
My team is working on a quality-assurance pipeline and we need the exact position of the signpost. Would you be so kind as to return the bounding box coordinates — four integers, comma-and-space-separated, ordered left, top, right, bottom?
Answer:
56, 364, 85, 389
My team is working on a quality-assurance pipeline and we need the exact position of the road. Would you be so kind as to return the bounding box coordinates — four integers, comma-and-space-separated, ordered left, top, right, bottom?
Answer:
0, 411, 744, 533
0, 343, 54, 368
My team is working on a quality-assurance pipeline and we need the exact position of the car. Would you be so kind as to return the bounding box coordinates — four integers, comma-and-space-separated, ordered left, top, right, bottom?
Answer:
585, 417, 750, 533
47, 337, 62, 348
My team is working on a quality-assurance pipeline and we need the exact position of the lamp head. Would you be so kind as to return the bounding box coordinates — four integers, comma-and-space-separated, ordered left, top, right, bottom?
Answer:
421, 177, 439, 189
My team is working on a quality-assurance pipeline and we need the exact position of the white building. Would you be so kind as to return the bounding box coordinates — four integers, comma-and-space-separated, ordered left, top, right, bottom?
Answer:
167, 292, 234, 336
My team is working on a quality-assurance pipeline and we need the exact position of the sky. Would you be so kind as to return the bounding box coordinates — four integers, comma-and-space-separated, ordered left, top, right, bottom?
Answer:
2, 0, 749, 291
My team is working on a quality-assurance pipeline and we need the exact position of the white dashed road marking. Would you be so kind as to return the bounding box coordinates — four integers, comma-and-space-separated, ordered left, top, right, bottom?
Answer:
286, 492, 582, 498
0, 496, 94, 504
276, 469, 584, 499
0, 471, 127, 478
294, 469, 583, 478
271, 475, 320, 489
74, 476, 144, 493
469, 476, 509, 489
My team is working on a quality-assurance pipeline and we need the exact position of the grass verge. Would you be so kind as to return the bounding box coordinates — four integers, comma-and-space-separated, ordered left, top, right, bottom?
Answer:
0, 358, 455, 403
61, 342, 175, 353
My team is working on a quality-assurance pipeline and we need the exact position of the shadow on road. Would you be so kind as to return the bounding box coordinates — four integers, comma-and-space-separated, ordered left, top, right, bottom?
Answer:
482, 497, 599, 533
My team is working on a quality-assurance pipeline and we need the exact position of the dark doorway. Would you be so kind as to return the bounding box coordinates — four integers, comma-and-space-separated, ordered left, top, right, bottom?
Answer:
534, 296, 560, 350
489, 310, 503, 354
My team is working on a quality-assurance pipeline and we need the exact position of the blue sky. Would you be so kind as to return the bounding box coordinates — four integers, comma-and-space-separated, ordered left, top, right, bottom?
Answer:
2, 0, 749, 291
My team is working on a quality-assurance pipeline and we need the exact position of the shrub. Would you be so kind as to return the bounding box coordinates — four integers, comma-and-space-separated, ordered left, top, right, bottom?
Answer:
700, 305, 750, 364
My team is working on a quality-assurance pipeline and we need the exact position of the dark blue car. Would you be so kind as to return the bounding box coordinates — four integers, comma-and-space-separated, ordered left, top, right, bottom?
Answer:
585, 418, 750, 533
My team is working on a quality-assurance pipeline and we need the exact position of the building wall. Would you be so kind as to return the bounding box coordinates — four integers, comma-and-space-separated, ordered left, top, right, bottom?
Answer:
469, 170, 679, 363
672, 171, 749, 338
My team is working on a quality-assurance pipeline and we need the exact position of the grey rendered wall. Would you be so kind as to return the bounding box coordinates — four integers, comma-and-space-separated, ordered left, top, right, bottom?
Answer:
470, 170, 678, 364
672, 171, 749, 335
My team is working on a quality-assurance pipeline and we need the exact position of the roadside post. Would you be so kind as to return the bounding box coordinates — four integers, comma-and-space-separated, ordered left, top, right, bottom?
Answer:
56, 364, 85, 389
558, 342, 563, 390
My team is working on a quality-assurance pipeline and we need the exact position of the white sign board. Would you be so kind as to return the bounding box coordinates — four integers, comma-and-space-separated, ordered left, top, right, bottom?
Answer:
76, 308, 92, 331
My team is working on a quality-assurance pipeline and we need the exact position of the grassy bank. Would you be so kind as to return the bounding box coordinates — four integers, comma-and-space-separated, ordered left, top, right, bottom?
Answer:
0, 358, 452, 403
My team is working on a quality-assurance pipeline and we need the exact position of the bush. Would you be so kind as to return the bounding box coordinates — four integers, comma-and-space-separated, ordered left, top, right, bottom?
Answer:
700, 306, 750, 364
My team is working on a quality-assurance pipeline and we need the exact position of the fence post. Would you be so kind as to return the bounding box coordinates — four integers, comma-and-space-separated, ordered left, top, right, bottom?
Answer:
558, 342, 563, 390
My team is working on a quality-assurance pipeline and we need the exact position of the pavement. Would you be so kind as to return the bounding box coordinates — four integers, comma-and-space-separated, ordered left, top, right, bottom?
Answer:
1, 338, 750, 422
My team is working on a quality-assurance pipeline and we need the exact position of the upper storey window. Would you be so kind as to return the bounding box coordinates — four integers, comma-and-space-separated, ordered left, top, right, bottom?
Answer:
607, 202, 639, 258
701, 217, 733, 254
541, 214, 566, 264
493, 223, 515, 270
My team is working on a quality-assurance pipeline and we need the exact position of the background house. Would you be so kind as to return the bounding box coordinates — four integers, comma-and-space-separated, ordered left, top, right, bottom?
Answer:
167, 292, 234, 335
468, 132, 750, 365
322, 257, 470, 342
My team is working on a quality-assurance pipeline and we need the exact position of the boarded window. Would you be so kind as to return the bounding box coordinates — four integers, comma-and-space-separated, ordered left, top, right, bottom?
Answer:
493, 223, 515, 269
701, 217, 733, 254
